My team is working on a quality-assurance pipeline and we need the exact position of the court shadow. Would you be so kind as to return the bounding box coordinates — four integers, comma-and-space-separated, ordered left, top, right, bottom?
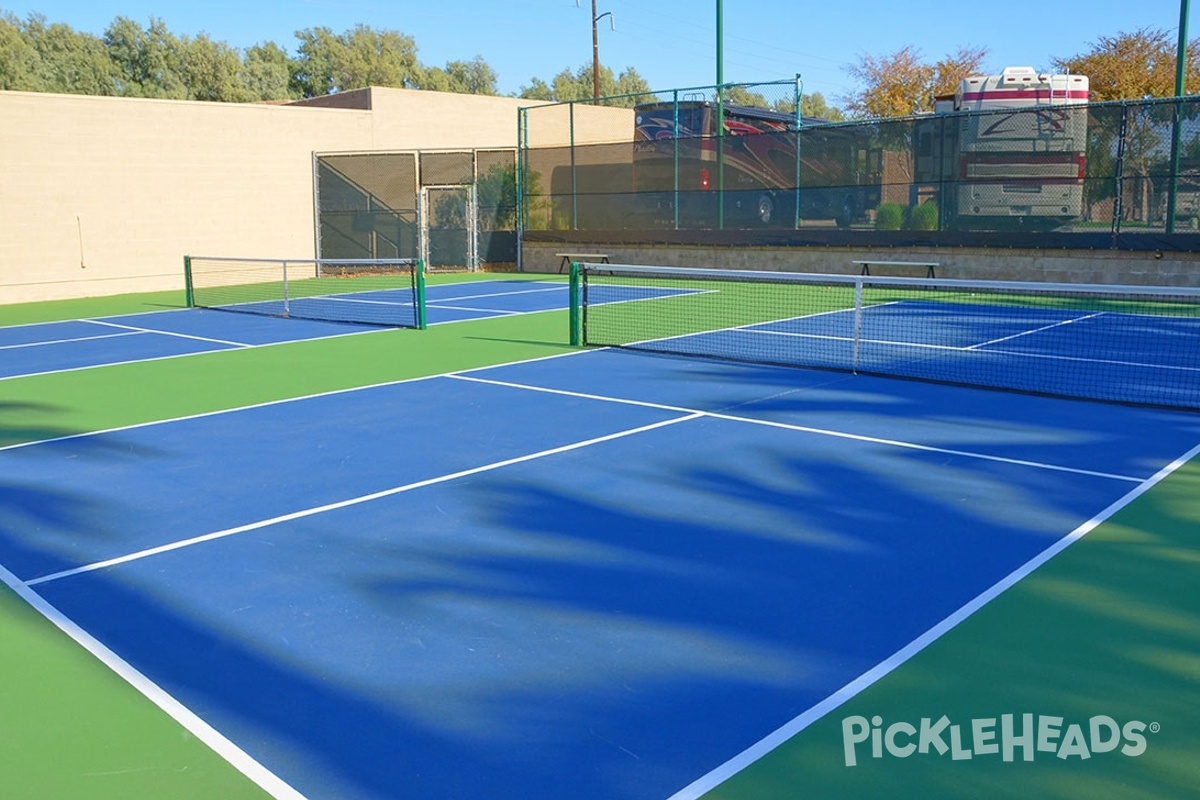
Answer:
337, 413, 1118, 797
707, 461, 1200, 800
0, 400, 84, 448
0, 404, 172, 578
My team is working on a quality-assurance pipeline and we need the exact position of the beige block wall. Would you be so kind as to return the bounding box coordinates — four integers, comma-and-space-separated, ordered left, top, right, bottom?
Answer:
0, 88, 545, 305
520, 240, 1200, 287
518, 100, 635, 148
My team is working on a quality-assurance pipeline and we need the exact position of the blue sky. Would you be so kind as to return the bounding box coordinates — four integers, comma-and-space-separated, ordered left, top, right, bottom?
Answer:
0, 0, 1190, 102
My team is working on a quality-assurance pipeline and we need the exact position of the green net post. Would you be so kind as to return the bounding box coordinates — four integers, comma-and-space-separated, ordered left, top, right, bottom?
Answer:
415, 259, 427, 330
569, 261, 582, 346
183, 255, 195, 308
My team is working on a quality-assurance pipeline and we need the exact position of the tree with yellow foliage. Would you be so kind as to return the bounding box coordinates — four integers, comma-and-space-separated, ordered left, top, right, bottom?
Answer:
841, 45, 988, 118
1052, 27, 1199, 101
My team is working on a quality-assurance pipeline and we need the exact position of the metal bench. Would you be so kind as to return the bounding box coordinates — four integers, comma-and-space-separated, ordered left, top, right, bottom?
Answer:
853, 260, 938, 278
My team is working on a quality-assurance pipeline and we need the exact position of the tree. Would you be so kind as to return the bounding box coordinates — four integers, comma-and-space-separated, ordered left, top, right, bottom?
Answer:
801, 92, 845, 122
103, 16, 187, 99
338, 24, 420, 91
290, 27, 339, 98
421, 56, 498, 95
518, 76, 554, 101
931, 47, 989, 97
0, 13, 43, 91
842, 45, 988, 118
1052, 27, 1200, 100
0, 12, 116, 94
724, 85, 769, 107
773, 92, 847, 122
181, 33, 251, 102
241, 42, 295, 101
1053, 29, 1200, 224
611, 66, 652, 102
290, 24, 423, 97
520, 63, 652, 106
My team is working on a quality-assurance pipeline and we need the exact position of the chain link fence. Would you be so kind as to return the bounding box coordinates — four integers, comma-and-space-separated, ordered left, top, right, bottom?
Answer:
518, 87, 1200, 242
316, 148, 518, 270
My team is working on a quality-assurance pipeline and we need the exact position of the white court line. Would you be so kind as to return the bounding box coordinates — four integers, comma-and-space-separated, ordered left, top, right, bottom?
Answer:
665, 438, 1200, 800
447, 373, 1145, 483
0, 323, 388, 384
0, 562, 308, 799
323, 295, 412, 307
425, 304, 521, 316
0, 348, 592, 452
966, 311, 1107, 349
85, 318, 252, 348
431, 284, 566, 303
0, 279, 566, 382
25, 411, 702, 586
741, 326, 1200, 375
0, 330, 144, 350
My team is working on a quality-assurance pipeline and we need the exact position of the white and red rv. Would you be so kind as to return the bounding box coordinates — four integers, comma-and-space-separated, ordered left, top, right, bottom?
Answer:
917, 66, 1090, 229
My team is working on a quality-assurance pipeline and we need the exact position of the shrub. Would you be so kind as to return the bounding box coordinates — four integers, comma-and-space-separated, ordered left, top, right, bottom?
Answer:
875, 202, 905, 231
908, 200, 939, 231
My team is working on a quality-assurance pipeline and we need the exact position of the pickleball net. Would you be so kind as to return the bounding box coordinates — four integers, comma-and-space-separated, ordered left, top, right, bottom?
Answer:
570, 263, 1200, 411
185, 256, 426, 329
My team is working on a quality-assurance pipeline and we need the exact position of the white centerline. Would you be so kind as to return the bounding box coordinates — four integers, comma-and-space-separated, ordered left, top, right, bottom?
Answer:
425, 303, 520, 316
432, 284, 566, 303
448, 373, 1144, 483
25, 411, 702, 586
85, 318, 251, 348
966, 311, 1107, 349
0, 330, 144, 350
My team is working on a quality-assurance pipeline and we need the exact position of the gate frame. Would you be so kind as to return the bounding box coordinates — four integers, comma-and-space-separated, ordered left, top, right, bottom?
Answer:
420, 183, 479, 271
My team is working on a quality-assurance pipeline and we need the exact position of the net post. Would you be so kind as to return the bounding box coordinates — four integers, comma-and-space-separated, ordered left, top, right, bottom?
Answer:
852, 276, 863, 373
415, 259, 427, 330
183, 255, 195, 308
569, 261, 582, 346
282, 260, 290, 317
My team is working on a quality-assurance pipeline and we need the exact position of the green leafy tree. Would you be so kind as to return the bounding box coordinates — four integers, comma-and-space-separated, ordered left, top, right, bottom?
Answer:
521, 63, 653, 107
291, 24, 422, 97
290, 26, 340, 97
800, 92, 845, 121
421, 55, 498, 94
240, 41, 295, 101
612, 66, 652, 101
0, 13, 43, 90
181, 33, 251, 101
338, 24, 420, 90
773, 92, 847, 121
20, 13, 116, 95
0, 12, 117, 94
518, 76, 554, 101
103, 16, 187, 98
724, 85, 769, 107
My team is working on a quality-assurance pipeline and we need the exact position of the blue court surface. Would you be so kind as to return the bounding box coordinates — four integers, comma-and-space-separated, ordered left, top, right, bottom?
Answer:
3, 345, 1199, 799
0, 280, 571, 380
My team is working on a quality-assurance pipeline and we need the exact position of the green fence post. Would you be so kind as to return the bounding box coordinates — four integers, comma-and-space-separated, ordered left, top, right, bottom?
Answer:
416, 259, 427, 330
569, 261, 582, 346
183, 255, 194, 308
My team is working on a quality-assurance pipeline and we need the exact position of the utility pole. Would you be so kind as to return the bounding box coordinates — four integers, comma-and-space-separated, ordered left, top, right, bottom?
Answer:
590, 0, 614, 104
